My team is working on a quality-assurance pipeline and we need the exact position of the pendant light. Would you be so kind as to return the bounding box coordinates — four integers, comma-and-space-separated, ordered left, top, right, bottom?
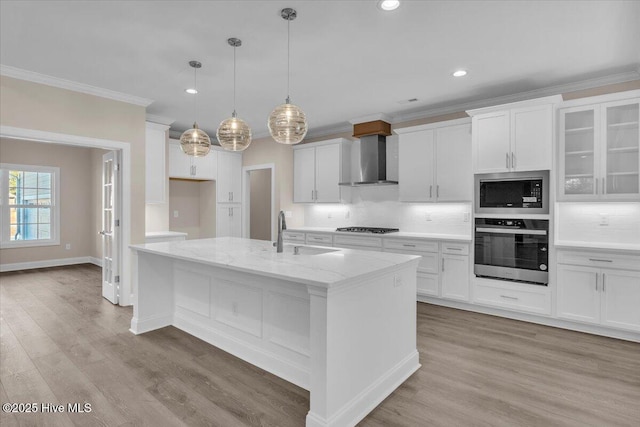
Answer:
268, 7, 308, 145
217, 38, 252, 151
180, 60, 211, 157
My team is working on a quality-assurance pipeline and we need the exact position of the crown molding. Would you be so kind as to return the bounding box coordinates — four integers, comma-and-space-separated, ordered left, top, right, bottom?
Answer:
0, 64, 154, 107
146, 114, 175, 126
388, 69, 640, 124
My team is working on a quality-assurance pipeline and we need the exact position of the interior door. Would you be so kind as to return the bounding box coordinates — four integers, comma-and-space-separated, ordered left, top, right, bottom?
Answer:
101, 151, 120, 304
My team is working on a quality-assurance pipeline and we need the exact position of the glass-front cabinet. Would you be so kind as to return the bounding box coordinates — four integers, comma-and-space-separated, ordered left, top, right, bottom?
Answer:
559, 97, 639, 200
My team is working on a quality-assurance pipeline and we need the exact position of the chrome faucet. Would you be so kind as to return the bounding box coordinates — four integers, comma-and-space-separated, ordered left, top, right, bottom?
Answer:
276, 210, 287, 253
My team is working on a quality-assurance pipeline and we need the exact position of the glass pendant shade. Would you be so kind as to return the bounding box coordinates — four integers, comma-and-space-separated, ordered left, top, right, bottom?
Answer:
217, 113, 252, 151
268, 101, 308, 145
180, 122, 211, 157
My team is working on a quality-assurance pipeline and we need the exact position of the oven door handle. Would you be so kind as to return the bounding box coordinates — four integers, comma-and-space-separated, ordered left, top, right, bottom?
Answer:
475, 227, 547, 235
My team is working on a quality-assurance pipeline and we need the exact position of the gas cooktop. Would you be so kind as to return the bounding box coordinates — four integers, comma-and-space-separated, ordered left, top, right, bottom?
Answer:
336, 227, 400, 234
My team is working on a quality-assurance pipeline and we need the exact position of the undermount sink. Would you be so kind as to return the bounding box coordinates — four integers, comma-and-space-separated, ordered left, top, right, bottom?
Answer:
283, 244, 339, 256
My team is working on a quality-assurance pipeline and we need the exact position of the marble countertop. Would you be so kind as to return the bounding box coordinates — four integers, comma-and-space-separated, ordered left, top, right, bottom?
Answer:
286, 227, 472, 242
145, 231, 188, 238
131, 237, 420, 288
554, 240, 640, 253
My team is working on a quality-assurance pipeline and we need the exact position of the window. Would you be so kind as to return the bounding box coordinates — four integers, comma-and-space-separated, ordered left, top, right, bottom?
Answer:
0, 164, 60, 248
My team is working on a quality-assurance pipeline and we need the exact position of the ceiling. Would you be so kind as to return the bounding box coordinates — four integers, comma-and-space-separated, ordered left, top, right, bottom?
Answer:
1, 1, 639, 140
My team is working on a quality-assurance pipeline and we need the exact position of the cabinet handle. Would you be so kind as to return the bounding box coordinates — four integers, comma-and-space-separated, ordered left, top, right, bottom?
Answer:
442, 258, 445, 271
402, 244, 416, 247
429, 185, 432, 198
194, 165, 197, 176
589, 258, 613, 263
446, 247, 462, 251
595, 272, 598, 291
602, 177, 606, 195
500, 295, 519, 301
506, 152, 510, 169
311, 190, 314, 200
602, 273, 606, 292
511, 152, 516, 169
436, 185, 439, 198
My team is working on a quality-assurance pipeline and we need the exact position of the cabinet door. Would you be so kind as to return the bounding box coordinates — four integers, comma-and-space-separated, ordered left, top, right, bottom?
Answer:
399, 129, 435, 201
601, 99, 640, 199
145, 125, 167, 203
440, 254, 470, 301
600, 269, 640, 331
293, 146, 316, 203
168, 141, 192, 179
216, 205, 242, 237
217, 151, 242, 203
559, 106, 599, 199
472, 111, 510, 173
435, 124, 472, 201
193, 150, 217, 180
512, 105, 553, 171
315, 144, 341, 202
417, 272, 439, 297
556, 265, 600, 324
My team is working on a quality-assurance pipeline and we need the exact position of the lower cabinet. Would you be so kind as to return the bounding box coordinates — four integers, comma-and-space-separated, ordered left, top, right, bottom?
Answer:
216, 204, 241, 237
557, 262, 640, 332
441, 254, 470, 301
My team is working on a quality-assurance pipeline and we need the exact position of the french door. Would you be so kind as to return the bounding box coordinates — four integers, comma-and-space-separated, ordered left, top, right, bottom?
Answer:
101, 151, 120, 304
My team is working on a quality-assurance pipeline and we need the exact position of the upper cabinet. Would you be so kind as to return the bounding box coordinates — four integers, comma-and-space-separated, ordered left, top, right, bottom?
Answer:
468, 95, 560, 173
216, 150, 243, 203
293, 138, 351, 203
145, 122, 169, 204
396, 119, 472, 202
559, 93, 640, 201
168, 138, 217, 180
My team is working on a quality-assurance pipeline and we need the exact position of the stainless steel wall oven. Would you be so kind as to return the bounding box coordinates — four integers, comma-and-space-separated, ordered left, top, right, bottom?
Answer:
474, 218, 549, 285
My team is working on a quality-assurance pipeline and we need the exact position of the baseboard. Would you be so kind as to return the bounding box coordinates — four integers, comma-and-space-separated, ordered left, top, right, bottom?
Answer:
89, 256, 102, 267
418, 296, 640, 343
129, 313, 173, 335
0, 256, 96, 272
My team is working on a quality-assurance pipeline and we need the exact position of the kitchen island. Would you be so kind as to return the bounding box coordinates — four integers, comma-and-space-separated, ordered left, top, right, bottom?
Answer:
130, 237, 420, 427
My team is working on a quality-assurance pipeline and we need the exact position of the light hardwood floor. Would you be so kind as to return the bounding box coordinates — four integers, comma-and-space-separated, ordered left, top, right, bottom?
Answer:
1, 264, 638, 426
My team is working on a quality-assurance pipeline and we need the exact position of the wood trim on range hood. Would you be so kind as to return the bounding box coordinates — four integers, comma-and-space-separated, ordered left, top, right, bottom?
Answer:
353, 120, 392, 138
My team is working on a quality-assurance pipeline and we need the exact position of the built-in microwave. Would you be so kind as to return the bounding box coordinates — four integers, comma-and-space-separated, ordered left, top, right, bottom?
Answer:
475, 170, 549, 214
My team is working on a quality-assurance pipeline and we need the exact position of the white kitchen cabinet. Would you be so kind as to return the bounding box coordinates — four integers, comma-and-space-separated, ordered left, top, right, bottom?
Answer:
293, 138, 351, 203
440, 242, 470, 302
216, 205, 242, 237
468, 96, 560, 173
559, 94, 640, 201
396, 119, 471, 202
145, 122, 169, 203
557, 249, 640, 332
168, 139, 216, 180
217, 150, 242, 203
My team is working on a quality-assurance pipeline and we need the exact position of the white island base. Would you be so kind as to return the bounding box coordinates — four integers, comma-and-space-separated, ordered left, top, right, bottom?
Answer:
130, 238, 420, 427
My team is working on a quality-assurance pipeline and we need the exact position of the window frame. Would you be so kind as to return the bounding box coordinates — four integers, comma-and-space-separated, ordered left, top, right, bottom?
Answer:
0, 163, 60, 248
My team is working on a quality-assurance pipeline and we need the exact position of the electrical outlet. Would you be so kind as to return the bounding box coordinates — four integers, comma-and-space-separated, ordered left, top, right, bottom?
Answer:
65, 243, 71, 250
599, 214, 609, 226
394, 275, 402, 288
285, 211, 293, 218
463, 212, 470, 222
173, 210, 179, 218
425, 212, 432, 221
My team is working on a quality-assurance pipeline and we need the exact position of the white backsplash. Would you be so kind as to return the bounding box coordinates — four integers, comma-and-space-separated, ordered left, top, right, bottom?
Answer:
555, 202, 640, 246
304, 186, 472, 236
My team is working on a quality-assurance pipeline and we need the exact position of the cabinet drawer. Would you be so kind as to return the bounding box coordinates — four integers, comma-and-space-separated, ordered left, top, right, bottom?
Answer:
441, 242, 470, 255
334, 235, 382, 249
383, 238, 438, 253
305, 233, 333, 245
473, 281, 551, 315
383, 247, 438, 274
283, 231, 305, 243
557, 250, 640, 271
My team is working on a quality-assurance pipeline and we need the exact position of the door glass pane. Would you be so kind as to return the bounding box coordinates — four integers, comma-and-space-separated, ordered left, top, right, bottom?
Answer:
564, 110, 595, 194
606, 103, 639, 195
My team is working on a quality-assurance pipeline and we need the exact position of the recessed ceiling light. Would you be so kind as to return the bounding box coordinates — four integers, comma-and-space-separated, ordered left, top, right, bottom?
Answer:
452, 70, 467, 77
377, 1, 400, 11
185, 88, 198, 94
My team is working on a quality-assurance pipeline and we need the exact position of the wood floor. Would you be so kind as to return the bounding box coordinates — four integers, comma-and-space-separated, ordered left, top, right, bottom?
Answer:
1, 265, 638, 427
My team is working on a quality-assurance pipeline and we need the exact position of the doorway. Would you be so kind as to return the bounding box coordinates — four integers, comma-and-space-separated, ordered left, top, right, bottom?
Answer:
242, 164, 275, 241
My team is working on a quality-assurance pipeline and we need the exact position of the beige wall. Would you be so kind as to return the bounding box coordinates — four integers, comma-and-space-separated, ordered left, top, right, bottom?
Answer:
249, 169, 272, 241
0, 138, 94, 264
242, 138, 304, 237
0, 75, 147, 251
168, 179, 216, 239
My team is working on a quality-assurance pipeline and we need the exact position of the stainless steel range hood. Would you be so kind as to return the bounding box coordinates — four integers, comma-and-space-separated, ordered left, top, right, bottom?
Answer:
339, 120, 398, 187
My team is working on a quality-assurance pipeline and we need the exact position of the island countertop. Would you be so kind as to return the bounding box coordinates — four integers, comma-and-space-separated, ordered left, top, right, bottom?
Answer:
131, 237, 420, 288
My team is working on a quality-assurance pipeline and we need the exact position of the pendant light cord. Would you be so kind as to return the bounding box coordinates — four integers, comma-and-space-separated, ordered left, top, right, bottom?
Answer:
193, 65, 197, 124
233, 45, 237, 117
286, 16, 291, 104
